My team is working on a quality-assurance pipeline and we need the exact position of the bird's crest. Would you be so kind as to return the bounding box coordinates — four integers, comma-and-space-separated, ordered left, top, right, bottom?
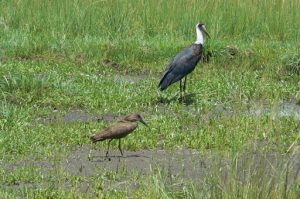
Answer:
123, 113, 142, 122
123, 113, 148, 126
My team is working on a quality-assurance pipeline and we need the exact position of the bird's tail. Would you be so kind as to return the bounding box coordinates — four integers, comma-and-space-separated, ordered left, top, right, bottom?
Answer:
159, 75, 173, 91
159, 84, 167, 91
90, 135, 105, 143
90, 135, 97, 143
158, 72, 169, 91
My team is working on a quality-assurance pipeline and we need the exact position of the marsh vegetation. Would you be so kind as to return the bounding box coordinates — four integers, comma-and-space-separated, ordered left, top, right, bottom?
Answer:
0, 0, 300, 198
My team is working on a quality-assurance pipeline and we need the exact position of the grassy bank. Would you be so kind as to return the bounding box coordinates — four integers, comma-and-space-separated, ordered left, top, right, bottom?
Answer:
1, 0, 300, 62
0, 0, 300, 198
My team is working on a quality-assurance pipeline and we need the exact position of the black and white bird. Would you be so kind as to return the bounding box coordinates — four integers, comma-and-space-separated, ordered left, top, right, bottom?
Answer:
158, 23, 210, 99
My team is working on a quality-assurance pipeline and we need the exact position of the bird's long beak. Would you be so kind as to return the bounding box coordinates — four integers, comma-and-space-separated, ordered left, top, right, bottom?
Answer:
202, 26, 211, 38
140, 118, 148, 127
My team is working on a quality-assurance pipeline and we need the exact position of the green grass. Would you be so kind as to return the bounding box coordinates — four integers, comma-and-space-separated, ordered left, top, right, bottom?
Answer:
1, 0, 300, 198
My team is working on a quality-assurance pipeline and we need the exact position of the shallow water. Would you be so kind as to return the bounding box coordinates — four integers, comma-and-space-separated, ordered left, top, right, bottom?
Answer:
249, 101, 300, 120
2, 147, 299, 193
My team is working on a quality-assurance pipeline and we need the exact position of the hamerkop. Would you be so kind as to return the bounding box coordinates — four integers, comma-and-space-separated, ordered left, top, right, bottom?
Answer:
90, 113, 147, 160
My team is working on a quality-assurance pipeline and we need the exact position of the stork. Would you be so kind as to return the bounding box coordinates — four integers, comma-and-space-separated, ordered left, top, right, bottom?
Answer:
158, 23, 210, 99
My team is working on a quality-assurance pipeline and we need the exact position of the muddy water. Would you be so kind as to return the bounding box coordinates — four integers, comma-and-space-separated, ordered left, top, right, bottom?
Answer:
64, 110, 100, 123
2, 148, 299, 193
36, 94, 300, 125
66, 147, 300, 186
26, 100, 300, 193
249, 101, 300, 120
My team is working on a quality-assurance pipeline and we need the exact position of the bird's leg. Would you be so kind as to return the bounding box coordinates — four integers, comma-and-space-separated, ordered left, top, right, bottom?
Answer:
183, 76, 187, 96
118, 139, 124, 157
105, 139, 113, 161
88, 143, 93, 161
180, 79, 183, 100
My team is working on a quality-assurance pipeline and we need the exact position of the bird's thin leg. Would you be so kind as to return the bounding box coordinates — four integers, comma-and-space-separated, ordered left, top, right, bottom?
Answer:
180, 79, 183, 100
183, 76, 187, 96
118, 139, 124, 157
105, 139, 113, 160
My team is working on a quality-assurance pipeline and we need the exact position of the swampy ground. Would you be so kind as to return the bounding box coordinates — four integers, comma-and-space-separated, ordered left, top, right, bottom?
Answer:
1, 0, 300, 198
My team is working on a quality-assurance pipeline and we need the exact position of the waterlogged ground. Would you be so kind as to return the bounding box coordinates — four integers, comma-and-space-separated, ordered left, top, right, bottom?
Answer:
0, 54, 299, 197
1, 147, 300, 197
1, 1, 300, 196
1, 55, 300, 197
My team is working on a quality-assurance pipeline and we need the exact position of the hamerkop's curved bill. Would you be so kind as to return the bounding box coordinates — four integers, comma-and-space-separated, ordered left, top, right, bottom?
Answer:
90, 113, 147, 160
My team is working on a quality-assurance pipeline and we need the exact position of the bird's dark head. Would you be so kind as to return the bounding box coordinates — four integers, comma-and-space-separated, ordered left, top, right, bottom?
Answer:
196, 23, 210, 38
124, 113, 148, 126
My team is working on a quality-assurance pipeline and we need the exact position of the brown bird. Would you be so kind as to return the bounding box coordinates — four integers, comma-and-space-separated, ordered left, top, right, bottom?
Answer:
90, 113, 147, 160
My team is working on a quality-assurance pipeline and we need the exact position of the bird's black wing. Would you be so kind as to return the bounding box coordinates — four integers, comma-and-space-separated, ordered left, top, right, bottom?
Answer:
159, 46, 201, 90
162, 47, 193, 76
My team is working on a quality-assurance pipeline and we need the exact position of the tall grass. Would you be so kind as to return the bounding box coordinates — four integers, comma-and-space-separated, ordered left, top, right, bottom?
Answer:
1, 0, 299, 39
1, 0, 300, 59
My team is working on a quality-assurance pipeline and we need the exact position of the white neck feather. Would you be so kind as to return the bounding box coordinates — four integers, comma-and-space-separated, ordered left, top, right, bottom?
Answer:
194, 27, 204, 45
